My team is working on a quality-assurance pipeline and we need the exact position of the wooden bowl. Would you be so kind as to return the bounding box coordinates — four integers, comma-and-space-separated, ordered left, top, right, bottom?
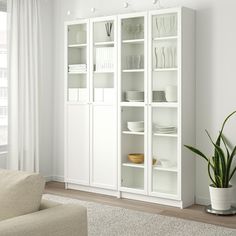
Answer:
128, 153, 144, 164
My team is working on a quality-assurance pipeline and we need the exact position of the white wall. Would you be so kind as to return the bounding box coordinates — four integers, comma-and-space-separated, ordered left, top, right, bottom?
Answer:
51, 0, 236, 204
38, 0, 54, 178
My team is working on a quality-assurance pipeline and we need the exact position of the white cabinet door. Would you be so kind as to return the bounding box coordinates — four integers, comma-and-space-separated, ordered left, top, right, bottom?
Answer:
91, 105, 117, 190
66, 104, 90, 185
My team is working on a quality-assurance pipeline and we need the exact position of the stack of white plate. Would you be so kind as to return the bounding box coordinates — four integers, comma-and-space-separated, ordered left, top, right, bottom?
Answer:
154, 125, 177, 134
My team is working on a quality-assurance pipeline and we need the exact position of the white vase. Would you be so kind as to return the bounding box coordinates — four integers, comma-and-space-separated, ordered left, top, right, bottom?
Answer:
165, 85, 177, 102
209, 185, 233, 211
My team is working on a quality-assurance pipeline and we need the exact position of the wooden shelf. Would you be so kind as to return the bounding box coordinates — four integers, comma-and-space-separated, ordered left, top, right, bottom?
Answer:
153, 133, 177, 138
153, 165, 178, 172
153, 36, 178, 41
94, 41, 114, 46
122, 131, 144, 135
68, 44, 87, 48
151, 102, 178, 108
153, 68, 178, 72
122, 69, 144, 73
122, 162, 144, 168
122, 39, 144, 44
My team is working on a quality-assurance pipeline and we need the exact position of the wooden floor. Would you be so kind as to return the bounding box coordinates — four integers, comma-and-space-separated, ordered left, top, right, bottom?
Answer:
45, 181, 236, 229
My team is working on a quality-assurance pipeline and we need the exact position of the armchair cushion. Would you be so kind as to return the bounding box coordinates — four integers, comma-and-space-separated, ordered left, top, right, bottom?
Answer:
0, 169, 45, 221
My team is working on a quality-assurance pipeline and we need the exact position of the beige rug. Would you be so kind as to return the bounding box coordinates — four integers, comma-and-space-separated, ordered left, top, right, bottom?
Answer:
43, 194, 236, 236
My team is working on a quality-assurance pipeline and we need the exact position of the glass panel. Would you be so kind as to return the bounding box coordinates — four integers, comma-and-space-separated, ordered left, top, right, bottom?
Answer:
121, 16, 145, 103
93, 20, 115, 103
121, 107, 145, 191
0, 11, 7, 146
67, 23, 88, 102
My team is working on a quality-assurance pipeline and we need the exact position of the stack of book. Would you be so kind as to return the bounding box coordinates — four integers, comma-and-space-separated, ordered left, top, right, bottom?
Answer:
68, 64, 87, 73
95, 47, 114, 72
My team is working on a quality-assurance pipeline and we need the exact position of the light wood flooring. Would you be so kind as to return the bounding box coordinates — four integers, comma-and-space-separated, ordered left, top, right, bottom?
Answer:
45, 181, 236, 229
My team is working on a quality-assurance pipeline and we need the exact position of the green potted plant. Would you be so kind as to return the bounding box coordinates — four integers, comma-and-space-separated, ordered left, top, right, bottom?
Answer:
185, 111, 236, 211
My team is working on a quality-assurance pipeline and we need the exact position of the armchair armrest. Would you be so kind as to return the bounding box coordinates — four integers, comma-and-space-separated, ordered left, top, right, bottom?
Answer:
0, 203, 87, 236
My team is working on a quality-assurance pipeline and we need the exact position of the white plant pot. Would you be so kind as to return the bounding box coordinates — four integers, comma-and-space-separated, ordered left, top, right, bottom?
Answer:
209, 185, 233, 211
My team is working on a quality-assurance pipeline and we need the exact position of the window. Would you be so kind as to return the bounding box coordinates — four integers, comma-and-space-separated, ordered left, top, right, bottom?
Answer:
0, 9, 7, 149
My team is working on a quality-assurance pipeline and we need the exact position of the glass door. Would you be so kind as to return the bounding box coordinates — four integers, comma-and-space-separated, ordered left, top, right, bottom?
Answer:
119, 13, 147, 194
67, 21, 89, 103
149, 10, 179, 198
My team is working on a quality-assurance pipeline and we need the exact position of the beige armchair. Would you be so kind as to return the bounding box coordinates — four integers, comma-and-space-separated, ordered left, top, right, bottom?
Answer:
0, 199, 88, 236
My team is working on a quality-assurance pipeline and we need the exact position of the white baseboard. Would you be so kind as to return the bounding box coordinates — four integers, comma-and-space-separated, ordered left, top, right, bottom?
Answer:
195, 196, 210, 206
52, 175, 65, 182
44, 176, 53, 182
44, 175, 65, 183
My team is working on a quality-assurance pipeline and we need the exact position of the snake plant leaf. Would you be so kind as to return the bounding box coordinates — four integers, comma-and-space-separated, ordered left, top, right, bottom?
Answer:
221, 135, 230, 160
229, 166, 236, 182
208, 159, 217, 187
184, 145, 208, 162
219, 111, 236, 135
225, 145, 236, 186
205, 129, 227, 187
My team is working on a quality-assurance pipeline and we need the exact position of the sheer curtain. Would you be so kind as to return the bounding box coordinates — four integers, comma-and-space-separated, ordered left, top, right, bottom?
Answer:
8, 0, 40, 172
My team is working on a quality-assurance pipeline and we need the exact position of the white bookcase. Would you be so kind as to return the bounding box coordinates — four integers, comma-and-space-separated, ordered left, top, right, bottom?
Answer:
65, 7, 195, 208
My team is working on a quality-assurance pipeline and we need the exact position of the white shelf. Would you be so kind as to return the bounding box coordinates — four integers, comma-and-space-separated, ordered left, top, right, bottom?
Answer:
153, 165, 178, 172
122, 69, 144, 73
153, 68, 178, 72
122, 131, 144, 135
122, 162, 144, 168
67, 101, 88, 105
94, 41, 114, 46
68, 71, 87, 75
151, 102, 178, 108
93, 71, 114, 74
92, 102, 115, 106
153, 36, 178, 41
153, 133, 177, 138
68, 44, 87, 48
122, 39, 144, 44
120, 102, 145, 107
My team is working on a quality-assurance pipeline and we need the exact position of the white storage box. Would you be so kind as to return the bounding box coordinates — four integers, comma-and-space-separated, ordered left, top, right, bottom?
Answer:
94, 88, 104, 102
78, 88, 88, 102
68, 88, 78, 101
104, 88, 114, 103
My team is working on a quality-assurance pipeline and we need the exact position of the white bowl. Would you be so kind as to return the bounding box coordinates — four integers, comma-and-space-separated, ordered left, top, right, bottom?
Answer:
125, 91, 144, 102
127, 121, 144, 132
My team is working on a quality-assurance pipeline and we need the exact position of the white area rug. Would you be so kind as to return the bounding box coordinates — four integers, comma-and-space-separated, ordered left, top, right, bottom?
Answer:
43, 194, 236, 236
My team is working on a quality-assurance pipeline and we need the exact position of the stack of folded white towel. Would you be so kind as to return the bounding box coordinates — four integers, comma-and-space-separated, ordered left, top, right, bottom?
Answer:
69, 64, 87, 73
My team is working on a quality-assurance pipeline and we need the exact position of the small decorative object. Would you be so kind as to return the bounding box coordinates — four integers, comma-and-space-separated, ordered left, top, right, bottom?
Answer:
152, 90, 166, 102
127, 121, 144, 132
152, 158, 157, 165
105, 22, 113, 41
185, 111, 236, 212
165, 85, 177, 102
123, 2, 129, 8
128, 153, 144, 164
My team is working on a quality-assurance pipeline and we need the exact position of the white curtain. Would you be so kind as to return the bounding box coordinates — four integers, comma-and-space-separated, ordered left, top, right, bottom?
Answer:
8, 0, 40, 172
